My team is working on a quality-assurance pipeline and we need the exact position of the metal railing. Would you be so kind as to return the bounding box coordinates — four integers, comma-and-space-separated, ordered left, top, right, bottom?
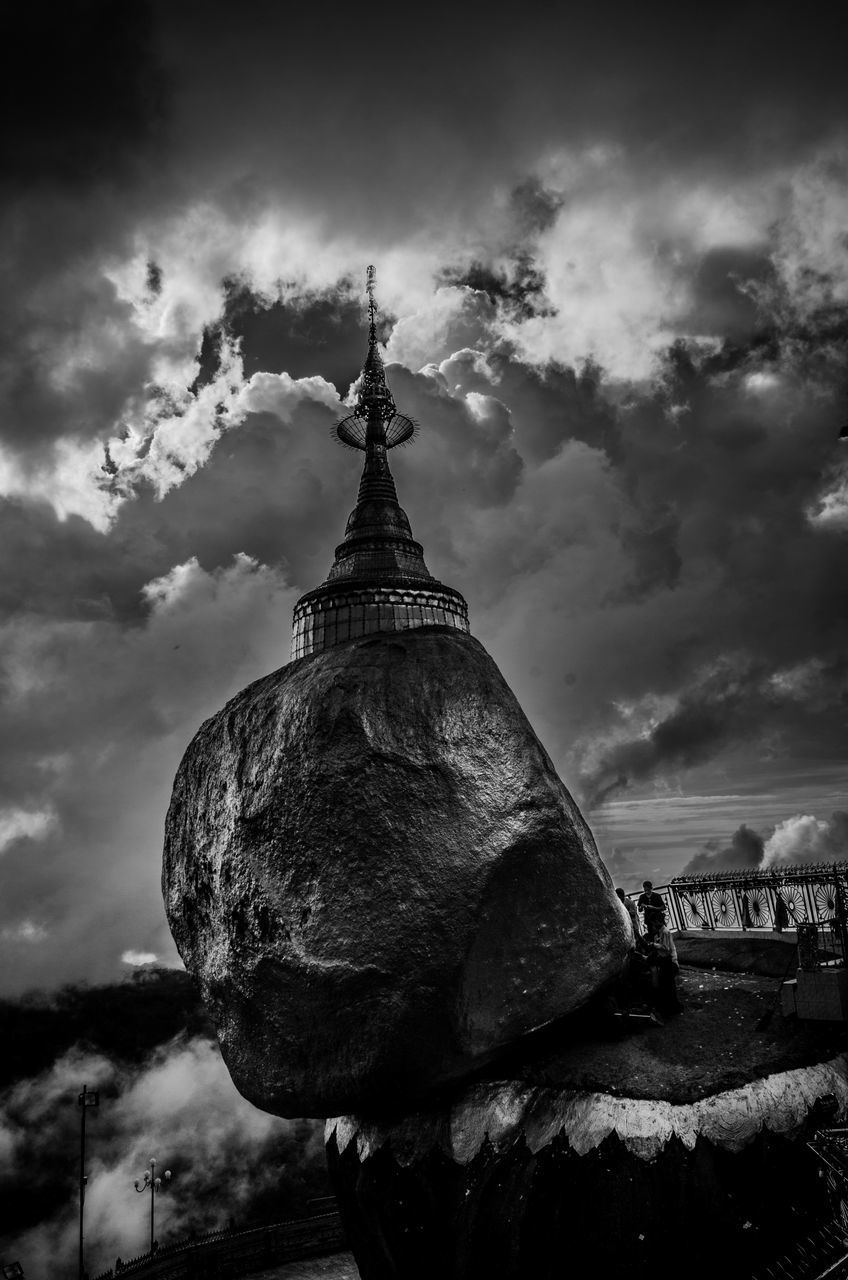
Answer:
752, 1222, 848, 1280
752, 1125, 848, 1279
627, 862, 848, 958
90, 1209, 346, 1280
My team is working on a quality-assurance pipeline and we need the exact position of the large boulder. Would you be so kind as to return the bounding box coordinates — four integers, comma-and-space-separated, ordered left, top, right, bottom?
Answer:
163, 627, 630, 1117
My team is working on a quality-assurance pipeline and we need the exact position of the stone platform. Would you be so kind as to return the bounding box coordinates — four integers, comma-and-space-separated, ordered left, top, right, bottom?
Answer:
478, 966, 847, 1103
674, 929, 800, 978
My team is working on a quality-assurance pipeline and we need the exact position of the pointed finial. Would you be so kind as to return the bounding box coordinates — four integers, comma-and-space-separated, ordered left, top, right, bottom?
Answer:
366, 264, 377, 343
334, 266, 416, 450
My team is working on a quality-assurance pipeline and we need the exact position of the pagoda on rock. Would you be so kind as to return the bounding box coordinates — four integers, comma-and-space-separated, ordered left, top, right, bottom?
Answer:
291, 267, 469, 659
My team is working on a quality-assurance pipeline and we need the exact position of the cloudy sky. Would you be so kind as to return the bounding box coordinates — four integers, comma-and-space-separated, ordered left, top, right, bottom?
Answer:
1, 0, 847, 995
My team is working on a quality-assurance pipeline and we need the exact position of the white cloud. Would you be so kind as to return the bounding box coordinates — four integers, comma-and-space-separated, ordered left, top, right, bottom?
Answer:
385, 288, 495, 372
497, 182, 686, 379
1, 920, 48, 943
772, 139, 848, 315
0, 438, 123, 534
808, 472, 848, 530
0, 807, 56, 854
121, 951, 159, 966
762, 812, 848, 867
236, 370, 340, 420
745, 371, 781, 394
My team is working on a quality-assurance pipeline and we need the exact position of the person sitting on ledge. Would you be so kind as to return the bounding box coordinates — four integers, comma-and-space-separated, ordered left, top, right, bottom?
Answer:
595, 943, 666, 1033
616, 886, 641, 938
644, 914, 682, 1017
637, 879, 666, 932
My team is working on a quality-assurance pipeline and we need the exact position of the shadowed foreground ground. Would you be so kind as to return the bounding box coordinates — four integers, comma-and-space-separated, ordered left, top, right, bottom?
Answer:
249, 1253, 359, 1279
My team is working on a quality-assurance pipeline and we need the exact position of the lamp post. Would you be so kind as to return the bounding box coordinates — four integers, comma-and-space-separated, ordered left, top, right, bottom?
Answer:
133, 1159, 171, 1253
77, 1085, 99, 1280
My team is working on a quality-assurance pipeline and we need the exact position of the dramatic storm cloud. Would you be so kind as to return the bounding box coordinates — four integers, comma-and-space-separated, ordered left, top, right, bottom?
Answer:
1, 0, 847, 992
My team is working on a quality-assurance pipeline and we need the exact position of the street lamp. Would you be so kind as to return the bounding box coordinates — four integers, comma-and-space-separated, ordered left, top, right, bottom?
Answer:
77, 1085, 99, 1280
133, 1159, 171, 1253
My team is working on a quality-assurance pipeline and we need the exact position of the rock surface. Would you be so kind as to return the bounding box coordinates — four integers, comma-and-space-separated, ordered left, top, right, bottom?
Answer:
163, 627, 630, 1117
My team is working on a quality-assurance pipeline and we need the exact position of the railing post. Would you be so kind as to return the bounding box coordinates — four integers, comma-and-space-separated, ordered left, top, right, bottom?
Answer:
667, 885, 684, 932
729, 885, 741, 931
832, 869, 848, 965
702, 886, 716, 930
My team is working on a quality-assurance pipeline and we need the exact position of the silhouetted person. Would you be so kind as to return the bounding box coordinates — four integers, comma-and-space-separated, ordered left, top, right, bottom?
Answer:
616, 886, 641, 938
645, 914, 682, 1016
774, 892, 789, 933
638, 879, 665, 932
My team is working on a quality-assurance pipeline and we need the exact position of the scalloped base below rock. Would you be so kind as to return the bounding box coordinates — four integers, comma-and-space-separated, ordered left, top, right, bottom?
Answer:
325, 1056, 848, 1280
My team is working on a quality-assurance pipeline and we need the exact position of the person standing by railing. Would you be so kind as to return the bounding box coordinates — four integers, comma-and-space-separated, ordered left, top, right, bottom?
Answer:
638, 880, 665, 932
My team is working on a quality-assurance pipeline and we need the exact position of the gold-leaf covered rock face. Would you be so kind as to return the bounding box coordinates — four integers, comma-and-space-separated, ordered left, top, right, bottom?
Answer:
163, 627, 630, 1118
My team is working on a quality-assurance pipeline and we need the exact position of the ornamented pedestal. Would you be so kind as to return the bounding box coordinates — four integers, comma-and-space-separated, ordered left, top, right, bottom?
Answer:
326, 1053, 848, 1280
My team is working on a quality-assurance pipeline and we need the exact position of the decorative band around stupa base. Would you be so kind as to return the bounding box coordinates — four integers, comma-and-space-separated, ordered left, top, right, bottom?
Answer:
291, 581, 470, 660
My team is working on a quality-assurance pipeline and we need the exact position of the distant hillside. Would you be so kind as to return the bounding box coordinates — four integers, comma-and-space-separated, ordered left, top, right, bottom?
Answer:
0, 968, 214, 1088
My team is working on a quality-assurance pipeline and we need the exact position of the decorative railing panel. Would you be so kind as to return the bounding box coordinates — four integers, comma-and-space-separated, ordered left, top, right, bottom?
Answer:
627, 862, 848, 950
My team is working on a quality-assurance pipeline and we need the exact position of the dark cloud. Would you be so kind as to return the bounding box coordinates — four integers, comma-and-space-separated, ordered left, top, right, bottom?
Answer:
0, 0, 166, 188
682, 823, 766, 875
204, 281, 368, 393
579, 654, 848, 814
0, 2, 172, 462
114, 399, 347, 597
228, 285, 367, 392
151, 1, 848, 223
603, 848, 639, 892
0, 273, 153, 453
680, 811, 848, 876
440, 258, 552, 322
683, 247, 776, 342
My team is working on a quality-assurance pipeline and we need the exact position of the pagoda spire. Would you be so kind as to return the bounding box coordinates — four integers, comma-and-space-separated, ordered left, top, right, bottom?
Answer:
366, 263, 378, 354
336, 265, 412, 454
350, 266, 403, 506
290, 268, 469, 660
